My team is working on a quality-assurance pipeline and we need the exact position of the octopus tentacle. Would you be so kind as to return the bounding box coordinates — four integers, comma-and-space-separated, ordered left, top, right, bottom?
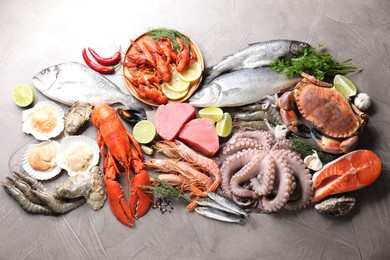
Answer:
250, 154, 276, 196
215, 137, 261, 166
230, 151, 264, 198
280, 150, 313, 210
261, 154, 296, 213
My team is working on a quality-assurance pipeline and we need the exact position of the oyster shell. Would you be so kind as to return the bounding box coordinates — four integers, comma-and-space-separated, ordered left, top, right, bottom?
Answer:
56, 135, 99, 176
22, 140, 62, 180
22, 101, 65, 140
55, 166, 106, 210
64, 101, 93, 135
314, 196, 356, 217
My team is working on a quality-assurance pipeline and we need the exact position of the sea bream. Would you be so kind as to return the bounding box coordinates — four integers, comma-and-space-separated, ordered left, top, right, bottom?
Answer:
32, 62, 148, 118
189, 67, 302, 107
203, 40, 310, 83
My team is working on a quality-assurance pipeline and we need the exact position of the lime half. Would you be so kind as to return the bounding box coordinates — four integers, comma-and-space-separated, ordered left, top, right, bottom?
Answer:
216, 112, 232, 137
13, 84, 34, 107
333, 75, 357, 98
132, 120, 156, 144
199, 107, 223, 122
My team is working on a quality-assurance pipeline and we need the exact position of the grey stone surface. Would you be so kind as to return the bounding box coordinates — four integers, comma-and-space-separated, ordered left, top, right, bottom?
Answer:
0, 0, 389, 259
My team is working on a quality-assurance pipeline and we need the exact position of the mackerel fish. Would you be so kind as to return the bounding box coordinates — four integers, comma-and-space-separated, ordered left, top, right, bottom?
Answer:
32, 62, 148, 118
203, 39, 309, 83
189, 67, 301, 107
195, 206, 246, 224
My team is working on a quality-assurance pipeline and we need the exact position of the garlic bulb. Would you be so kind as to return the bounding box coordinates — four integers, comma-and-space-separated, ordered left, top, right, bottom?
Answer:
304, 151, 323, 171
354, 93, 371, 111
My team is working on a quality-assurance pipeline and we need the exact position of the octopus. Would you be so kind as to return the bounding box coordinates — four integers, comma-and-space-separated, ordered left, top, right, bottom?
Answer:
216, 130, 313, 213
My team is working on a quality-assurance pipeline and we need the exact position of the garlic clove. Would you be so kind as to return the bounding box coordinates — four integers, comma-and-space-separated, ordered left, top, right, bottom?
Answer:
304, 151, 323, 171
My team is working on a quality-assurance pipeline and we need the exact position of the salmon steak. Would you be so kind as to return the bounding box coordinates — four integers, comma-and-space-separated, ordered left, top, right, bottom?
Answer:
312, 149, 382, 202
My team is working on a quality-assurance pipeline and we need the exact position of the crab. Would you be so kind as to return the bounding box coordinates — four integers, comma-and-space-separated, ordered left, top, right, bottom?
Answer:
278, 72, 369, 154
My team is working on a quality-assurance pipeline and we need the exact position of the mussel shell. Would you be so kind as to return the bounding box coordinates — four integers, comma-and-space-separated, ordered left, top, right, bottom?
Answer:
117, 107, 146, 124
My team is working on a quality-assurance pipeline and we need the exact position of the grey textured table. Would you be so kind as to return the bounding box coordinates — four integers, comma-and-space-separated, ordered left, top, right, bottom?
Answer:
1, 0, 389, 259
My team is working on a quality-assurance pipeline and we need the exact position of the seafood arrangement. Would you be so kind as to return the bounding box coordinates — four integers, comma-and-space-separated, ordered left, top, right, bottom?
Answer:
4, 29, 384, 228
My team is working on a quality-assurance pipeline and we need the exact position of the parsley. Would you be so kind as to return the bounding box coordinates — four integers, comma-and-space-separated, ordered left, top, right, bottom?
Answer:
270, 44, 362, 80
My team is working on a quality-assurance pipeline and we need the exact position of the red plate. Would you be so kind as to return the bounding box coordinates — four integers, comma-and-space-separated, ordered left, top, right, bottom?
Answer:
122, 32, 204, 107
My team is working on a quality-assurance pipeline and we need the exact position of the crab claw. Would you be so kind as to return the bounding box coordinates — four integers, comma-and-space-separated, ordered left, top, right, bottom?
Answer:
311, 129, 359, 154
129, 169, 152, 218
279, 91, 301, 133
312, 150, 382, 202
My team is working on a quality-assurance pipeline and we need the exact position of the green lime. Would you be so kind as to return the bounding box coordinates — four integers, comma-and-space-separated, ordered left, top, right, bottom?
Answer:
132, 120, 156, 144
333, 75, 357, 98
216, 112, 232, 137
13, 84, 34, 107
198, 107, 223, 122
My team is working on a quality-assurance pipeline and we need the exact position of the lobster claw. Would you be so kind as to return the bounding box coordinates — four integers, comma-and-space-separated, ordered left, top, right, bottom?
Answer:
129, 169, 152, 218
105, 157, 134, 227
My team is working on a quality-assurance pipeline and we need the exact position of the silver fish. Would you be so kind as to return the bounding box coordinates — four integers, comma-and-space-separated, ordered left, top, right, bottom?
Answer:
204, 40, 309, 83
196, 197, 241, 216
207, 192, 249, 218
189, 67, 301, 107
32, 62, 147, 118
195, 206, 246, 224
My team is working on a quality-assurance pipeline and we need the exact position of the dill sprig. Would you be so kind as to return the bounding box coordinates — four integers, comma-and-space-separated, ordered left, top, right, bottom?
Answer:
288, 136, 338, 164
146, 27, 190, 52
143, 176, 191, 204
270, 44, 362, 80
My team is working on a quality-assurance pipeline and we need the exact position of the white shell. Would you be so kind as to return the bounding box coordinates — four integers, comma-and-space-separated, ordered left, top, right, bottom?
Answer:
57, 135, 100, 176
22, 140, 62, 180
304, 150, 323, 171
22, 101, 65, 141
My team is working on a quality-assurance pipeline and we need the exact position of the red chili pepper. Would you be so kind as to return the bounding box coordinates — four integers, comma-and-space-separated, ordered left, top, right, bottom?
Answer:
82, 48, 117, 74
88, 47, 122, 66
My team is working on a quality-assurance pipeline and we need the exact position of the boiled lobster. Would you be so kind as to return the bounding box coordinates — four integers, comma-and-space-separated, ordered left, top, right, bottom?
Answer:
91, 104, 151, 226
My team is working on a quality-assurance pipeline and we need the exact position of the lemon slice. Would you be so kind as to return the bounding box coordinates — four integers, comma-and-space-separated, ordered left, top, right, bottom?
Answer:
165, 69, 191, 92
132, 120, 156, 144
162, 83, 189, 100
333, 75, 357, 98
178, 61, 202, 82
216, 112, 232, 137
13, 84, 34, 107
199, 107, 223, 122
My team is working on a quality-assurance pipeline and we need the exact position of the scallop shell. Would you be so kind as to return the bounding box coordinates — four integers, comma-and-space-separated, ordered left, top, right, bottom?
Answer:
22, 101, 65, 141
22, 140, 62, 180
56, 135, 100, 176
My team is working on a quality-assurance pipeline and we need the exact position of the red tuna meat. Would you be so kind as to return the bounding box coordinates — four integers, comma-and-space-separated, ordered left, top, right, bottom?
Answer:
155, 103, 195, 141
178, 118, 219, 157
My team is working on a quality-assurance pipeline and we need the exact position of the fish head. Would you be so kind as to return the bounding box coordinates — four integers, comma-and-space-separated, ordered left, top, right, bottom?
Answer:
188, 83, 221, 107
32, 64, 59, 93
290, 41, 310, 55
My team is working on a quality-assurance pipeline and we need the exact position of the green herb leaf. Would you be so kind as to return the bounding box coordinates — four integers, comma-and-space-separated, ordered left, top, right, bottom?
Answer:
270, 44, 362, 80
146, 27, 190, 53
142, 176, 191, 204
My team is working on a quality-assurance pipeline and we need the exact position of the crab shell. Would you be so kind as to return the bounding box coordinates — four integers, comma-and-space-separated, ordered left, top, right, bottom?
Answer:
294, 79, 365, 138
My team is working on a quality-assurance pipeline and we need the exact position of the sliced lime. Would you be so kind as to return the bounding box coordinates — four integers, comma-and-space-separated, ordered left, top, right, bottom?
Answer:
132, 120, 156, 144
216, 112, 232, 137
333, 75, 357, 98
198, 107, 223, 122
13, 84, 34, 107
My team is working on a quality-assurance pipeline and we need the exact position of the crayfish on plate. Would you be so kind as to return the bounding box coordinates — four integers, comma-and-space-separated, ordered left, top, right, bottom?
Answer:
122, 34, 197, 105
91, 104, 152, 227
278, 72, 368, 154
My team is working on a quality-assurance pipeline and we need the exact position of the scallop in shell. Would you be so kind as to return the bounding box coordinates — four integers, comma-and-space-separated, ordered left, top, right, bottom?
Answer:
22, 101, 65, 140
22, 140, 62, 180
56, 135, 99, 176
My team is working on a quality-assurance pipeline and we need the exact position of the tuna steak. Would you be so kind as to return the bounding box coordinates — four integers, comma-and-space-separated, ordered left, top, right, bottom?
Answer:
155, 103, 195, 141
178, 118, 219, 157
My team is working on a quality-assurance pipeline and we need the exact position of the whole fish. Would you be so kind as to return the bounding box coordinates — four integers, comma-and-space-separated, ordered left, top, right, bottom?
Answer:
32, 62, 147, 118
194, 206, 246, 224
203, 40, 309, 83
207, 192, 249, 218
189, 67, 301, 107
196, 197, 241, 216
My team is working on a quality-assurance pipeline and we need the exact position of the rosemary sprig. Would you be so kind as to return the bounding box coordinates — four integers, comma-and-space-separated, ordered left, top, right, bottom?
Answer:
146, 27, 190, 52
288, 136, 338, 164
143, 176, 191, 204
270, 44, 362, 80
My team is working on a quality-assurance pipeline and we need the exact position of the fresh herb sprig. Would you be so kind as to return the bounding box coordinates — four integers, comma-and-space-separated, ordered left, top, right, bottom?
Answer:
146, 27, 190, 53
289, 136, 337, 164
143, 176, 191, 204
270, 44, 362, 80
